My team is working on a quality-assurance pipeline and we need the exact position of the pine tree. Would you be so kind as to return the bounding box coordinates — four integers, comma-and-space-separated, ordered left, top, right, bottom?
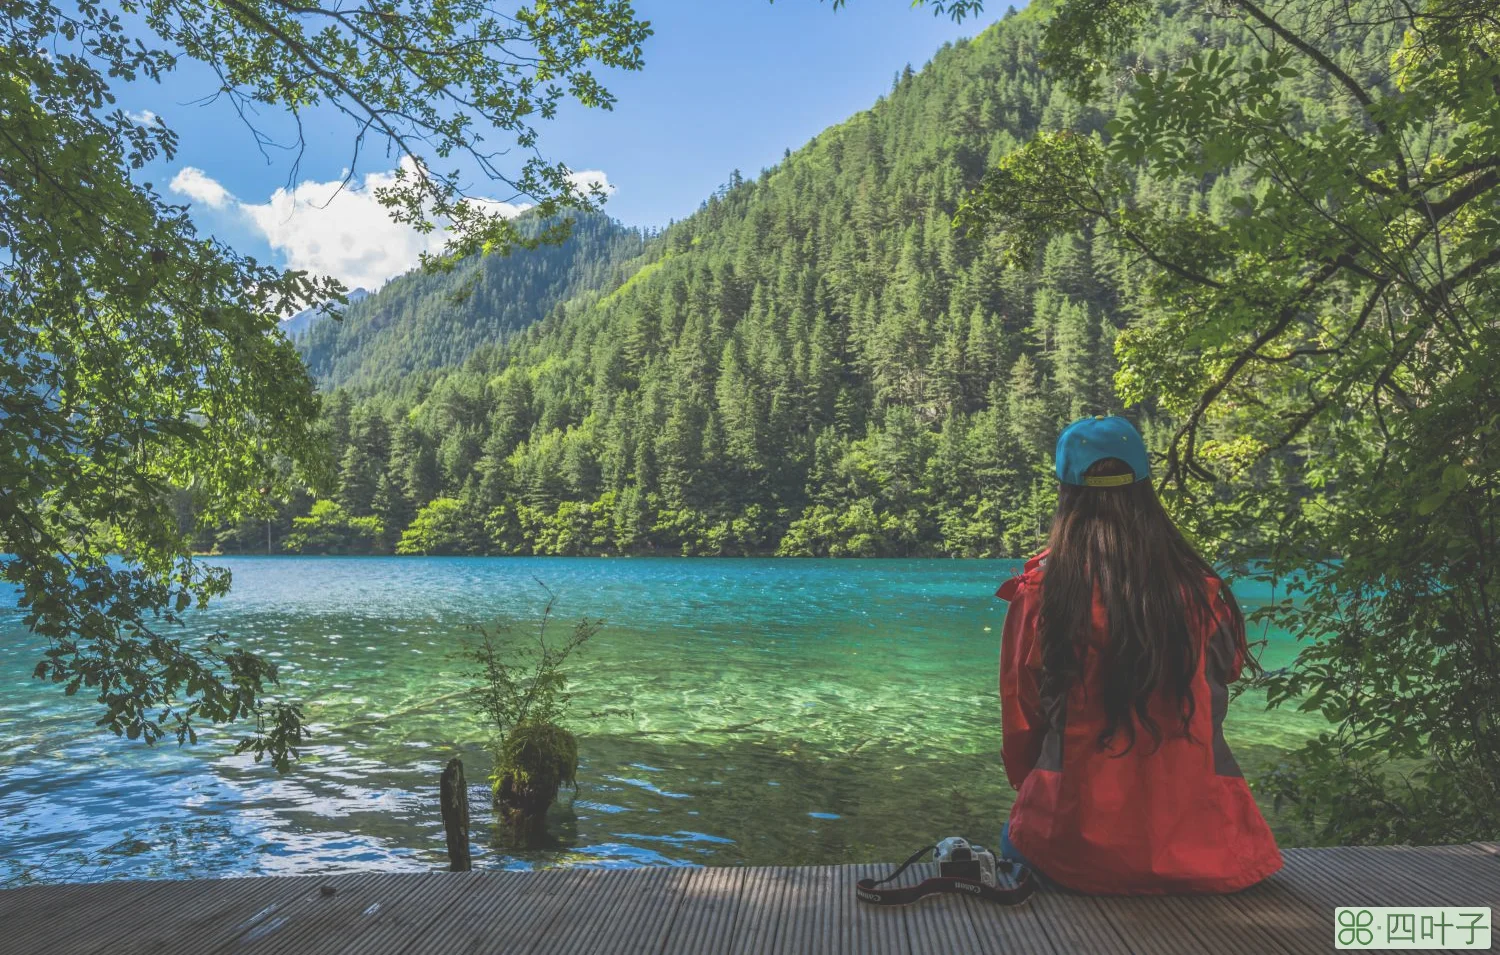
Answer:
403, 442, 443, 508
1006, 354, 1056, 457
337, 443, 381, 516
1052, 298, 1106, 418
371, 472, 411, 553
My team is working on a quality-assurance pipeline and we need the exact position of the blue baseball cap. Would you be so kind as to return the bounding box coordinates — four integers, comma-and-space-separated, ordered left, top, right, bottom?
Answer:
1055, 415, 1151, 487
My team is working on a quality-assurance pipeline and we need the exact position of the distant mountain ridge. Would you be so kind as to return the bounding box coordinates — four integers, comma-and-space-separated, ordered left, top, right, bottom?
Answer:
294, 211, 650, 391
280, 287, 369, 340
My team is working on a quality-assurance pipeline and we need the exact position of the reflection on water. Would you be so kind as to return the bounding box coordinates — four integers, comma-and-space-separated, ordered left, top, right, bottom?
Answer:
0, 557, 1322, 884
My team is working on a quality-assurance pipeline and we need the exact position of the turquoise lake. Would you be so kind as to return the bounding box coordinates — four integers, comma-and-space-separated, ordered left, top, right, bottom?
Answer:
0, 557, 1322, 884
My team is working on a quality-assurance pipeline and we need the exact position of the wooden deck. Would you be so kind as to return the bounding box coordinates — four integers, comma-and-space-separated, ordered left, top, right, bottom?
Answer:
3, 843, 1496, 954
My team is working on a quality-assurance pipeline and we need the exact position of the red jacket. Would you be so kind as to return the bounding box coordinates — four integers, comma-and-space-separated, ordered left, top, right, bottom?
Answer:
997, 550, 1283, 894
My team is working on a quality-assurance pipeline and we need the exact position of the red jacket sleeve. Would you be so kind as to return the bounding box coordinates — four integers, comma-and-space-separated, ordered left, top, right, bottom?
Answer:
998, 573, 1045, 791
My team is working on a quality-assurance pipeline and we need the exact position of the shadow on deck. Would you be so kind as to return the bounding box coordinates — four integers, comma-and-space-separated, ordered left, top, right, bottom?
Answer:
2, 843, 1496, 954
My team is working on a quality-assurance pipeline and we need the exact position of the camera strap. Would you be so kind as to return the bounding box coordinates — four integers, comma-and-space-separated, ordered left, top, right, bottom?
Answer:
854, 844, 1036, 907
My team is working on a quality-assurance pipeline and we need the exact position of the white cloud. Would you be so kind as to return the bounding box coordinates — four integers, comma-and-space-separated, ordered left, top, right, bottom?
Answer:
166, 157, 597, 290
239, 162, 471, 291
127, 109, 159, 126
169, 167, 232, 209
567, 169, 616, 198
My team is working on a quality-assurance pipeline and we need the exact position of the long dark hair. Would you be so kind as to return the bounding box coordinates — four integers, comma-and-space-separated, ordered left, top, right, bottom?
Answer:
1037, 456, 1256, 756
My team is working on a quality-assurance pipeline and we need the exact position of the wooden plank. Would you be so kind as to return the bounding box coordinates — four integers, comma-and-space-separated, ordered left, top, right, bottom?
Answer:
771, 865, 802, 954
532, 867, 666, 955
1088, 894, 1212, 955
1274, 847, 1498, 953
775, 864, 819, 954
16, 875, 323, 955
1267, 843, 1428, 955
4, 878, 181, 955
70, 876, 291, 955
1023, 887, 1134, 955
1130, 858, 1352, 955
726, 865, 795, 955
385, 866, 581, 955
574, 866, 695, 955
835, 862, 863, 955
819, 865, 854, 955
318, 872, 485, 955
960, 881, 1060, 955
1153, 882, 1316, 955
774, 865, 839, 953
223, 872, 416, 955
1068, 851, 1348, 955
504, 863, 609, 953
1313, 845, 1500, 904
657, 864, 746, 955
1298, 846, 1417, 902
836, 863, 911, 955
773, 865, 811, 954
1472, 842, 1500, 857
838, 863, 908, 955
0, 880, 93, 925
1272, 843, 1492, 951
115, 874, 360, 955
1383, 845, 1500, 899
8, 881, 124, 955
811, 865, 840, 955
755, 864, 801, 954
894, 862, 981, 955
383, 870, 532, 955
1284, 846, 1478, 908
1279, 847, 1405, 908
1215, 865, 1336, 955
525, 867, 633, 955
211, 872, 387, 954
807, 866, 842, 953
903, 887, 981, 955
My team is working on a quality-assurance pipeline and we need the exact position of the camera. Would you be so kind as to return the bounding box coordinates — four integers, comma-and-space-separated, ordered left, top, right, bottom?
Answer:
934, 836, 999, 887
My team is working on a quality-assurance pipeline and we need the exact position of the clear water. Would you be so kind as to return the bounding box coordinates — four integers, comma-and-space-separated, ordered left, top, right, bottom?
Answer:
0, 557, 1322, 885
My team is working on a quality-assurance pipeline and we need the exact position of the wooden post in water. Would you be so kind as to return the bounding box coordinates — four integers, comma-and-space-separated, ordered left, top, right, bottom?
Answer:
440, 757, 471, 872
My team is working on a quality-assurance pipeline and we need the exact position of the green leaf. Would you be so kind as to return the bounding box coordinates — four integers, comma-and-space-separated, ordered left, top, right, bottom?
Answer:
1441, 464, 1467, 492
1416, 491, 1448, 516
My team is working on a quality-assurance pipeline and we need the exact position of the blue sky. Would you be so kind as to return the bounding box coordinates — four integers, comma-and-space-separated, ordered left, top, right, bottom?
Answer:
117, 1, 998, 292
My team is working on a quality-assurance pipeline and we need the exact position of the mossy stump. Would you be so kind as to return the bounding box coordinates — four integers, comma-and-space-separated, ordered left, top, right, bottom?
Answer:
493, 723, 579, 844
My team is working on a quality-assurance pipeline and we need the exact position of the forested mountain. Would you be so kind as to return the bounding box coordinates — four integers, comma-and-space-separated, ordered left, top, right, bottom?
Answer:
295, 211, 651, 390
215, 1, 1357, 558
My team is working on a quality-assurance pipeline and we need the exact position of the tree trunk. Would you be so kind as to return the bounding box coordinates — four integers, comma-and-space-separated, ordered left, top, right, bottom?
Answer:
440, 757, 471, 871
494, 770, 559, 846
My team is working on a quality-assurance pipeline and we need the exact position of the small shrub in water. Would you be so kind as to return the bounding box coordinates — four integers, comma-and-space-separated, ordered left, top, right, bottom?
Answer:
463, 577, 602, 842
